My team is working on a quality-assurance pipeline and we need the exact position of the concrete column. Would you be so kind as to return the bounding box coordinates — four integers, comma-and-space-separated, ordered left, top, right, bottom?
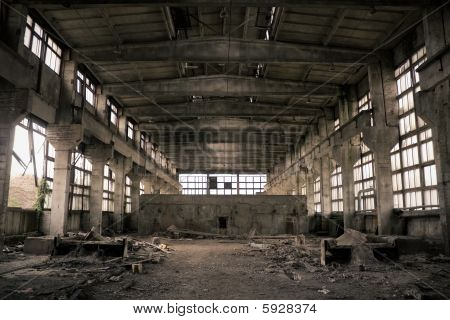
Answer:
96, 94, 108, 125
57, 60, 78, 124
332, 143, 360, 230
416, 5, 450, 253
49, 148, 72, 235
0, 112, 25, 243
0, 89, 30, 244
0, 123, 15, 241
321, 156, 332, 218
109, 156, 132, 234
306, 172, 315, 217
85, 144, 113, 234
363, 52, 399, 235
128, 174, 143, 232
46, 124, 83, 235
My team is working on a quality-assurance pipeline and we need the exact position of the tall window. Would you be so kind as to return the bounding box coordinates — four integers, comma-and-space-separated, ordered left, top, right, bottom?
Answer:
24, 16, 43, 58
391, 47, 439, 210
354, 93, 376, 212
314, 177, 321, 213
24, 15, 62, 74
140, 181, 145, 195
354, 143, 376, 212
127, 119, 135, 141
8, 117, 54, 209
125, 176, 132, 214
140, 133, 146, 151
76, 69, 96, 106
107, 98, 119, 129
102, 164, 115, 212
331, 166, 343, 213
300, 183, 306, 196
70, 152, 92, 211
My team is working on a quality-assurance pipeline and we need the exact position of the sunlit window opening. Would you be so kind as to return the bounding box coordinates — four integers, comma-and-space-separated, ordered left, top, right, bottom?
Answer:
313, 177, 321, 213
70, 152, 92, 212
107, 98, 119, 129
76, 69, 96, 106
8, 117, 54, 209
354, 93, 376, 212
331, 166, 343, 213
125, 176, 132, 214
24, 15, 62, 74
102, 164, 115, 212
391, 47, 439, 210
179, 174, 266, 195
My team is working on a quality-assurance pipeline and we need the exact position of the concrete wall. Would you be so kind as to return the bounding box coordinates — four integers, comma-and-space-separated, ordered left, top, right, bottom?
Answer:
3, 208, 38, 235
139, 195, 308, 236
405, 216, 442, 240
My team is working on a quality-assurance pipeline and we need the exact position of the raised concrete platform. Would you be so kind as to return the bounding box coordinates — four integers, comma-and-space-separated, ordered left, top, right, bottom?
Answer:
24, 236, 56, 255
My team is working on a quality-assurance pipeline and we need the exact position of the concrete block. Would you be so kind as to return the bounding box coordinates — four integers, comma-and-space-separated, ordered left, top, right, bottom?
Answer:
24, 236, 56, 255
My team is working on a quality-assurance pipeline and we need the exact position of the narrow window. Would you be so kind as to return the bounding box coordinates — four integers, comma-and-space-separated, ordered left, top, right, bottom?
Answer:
331, 166, 343, 213
102, 164, 115, 212
314, 177, 321, 213
127, 119, 135, 141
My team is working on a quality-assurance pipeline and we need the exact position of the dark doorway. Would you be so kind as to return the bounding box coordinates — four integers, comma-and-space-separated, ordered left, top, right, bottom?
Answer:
218, 217, 228, 229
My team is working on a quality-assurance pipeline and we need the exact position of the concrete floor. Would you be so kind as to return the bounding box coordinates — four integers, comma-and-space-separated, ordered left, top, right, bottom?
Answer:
1, 237, 450, 300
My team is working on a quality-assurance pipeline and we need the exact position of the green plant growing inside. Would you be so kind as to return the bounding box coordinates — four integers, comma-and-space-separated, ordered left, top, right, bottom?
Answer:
33, 179, 50, 216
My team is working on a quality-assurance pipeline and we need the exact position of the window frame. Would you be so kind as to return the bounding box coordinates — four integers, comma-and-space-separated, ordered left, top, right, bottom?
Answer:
24, 15, 62, 75
391, 47, 439, 210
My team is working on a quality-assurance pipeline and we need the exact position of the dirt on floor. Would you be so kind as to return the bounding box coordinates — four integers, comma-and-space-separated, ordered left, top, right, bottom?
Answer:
1, 236, 450, 300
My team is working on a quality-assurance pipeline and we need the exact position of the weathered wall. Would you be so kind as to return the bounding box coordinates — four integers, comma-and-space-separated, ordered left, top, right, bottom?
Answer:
139, 195, 308, 236
3, 208, 38, 235
405, 216, 442, 239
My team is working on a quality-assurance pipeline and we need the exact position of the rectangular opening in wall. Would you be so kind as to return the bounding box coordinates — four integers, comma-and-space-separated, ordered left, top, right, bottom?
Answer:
8, 116, 53, 210
218, 217, 228, 229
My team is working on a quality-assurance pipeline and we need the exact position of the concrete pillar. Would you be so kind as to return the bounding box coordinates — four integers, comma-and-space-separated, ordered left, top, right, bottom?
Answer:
332, 143, 360, 230
363, 52, 399, 235
128, 174, 143, 231
46, 124, 83, 235
109, 156, 132, 234
0, 92, 27, 244
0, 123, 15, 241
49, 149, 72, 235
57, 60, 78, 124
416, 4, 450, 253
306, 173, 315, 217
321, 156, 332, 219
85, 144, 113, 234
96, 94, 108, 125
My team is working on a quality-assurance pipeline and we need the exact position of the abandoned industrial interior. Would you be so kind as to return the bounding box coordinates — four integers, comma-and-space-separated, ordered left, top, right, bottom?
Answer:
0, 0, 450, 301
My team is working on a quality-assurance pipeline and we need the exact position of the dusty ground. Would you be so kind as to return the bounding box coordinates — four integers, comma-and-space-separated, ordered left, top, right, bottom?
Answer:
1, 236, 450, 300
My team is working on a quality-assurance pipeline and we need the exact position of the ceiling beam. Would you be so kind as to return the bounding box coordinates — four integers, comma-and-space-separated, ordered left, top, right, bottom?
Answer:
19, 0, 428, 10
140, 118, 307, 131
104, 75, 339, 97
125, 100, 324, 118
77, 37, 369, 64
322, 8, 348, 46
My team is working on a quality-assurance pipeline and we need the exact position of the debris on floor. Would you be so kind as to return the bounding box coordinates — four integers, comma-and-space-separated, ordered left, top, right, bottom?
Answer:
320, 229, 396, 267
